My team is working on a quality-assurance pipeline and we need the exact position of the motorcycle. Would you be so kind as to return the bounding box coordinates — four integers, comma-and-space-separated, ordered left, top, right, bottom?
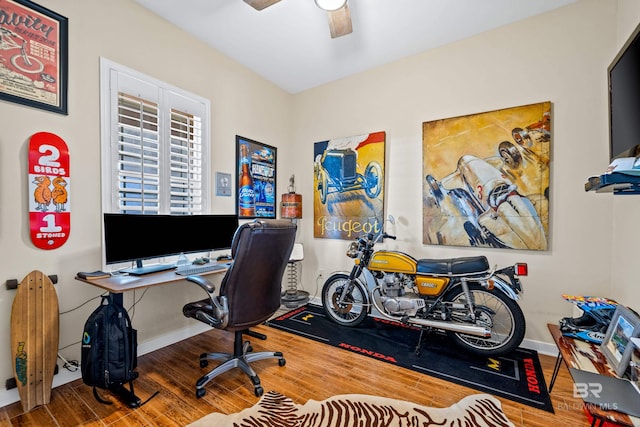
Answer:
321, 226, 528, 356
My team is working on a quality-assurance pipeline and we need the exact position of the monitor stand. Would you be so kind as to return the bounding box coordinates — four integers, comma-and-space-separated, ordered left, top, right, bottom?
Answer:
123, 260, 176, 276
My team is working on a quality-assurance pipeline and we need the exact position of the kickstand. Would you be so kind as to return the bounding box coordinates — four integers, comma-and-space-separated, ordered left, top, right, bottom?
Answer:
414, 328, 426, 356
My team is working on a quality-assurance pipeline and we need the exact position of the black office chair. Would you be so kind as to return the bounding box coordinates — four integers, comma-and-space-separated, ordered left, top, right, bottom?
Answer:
182, 219, 296, 398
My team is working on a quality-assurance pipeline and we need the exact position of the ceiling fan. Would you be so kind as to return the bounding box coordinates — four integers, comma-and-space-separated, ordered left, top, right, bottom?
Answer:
243, 0, 352, 39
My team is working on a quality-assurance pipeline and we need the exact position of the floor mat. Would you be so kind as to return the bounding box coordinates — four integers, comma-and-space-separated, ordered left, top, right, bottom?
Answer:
266, 304, 553, 413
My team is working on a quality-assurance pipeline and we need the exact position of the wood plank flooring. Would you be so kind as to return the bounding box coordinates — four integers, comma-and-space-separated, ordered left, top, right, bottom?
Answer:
0, 321, 592, 426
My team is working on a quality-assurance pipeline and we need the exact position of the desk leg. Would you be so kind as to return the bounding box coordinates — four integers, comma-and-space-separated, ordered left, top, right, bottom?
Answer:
549, 352, 563, 393
108, 292, 142, 408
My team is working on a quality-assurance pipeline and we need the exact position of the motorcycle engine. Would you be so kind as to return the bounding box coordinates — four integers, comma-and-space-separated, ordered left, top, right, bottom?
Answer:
379, 273, 425, 316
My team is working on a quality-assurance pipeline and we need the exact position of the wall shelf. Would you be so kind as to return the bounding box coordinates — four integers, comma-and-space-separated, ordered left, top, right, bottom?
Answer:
585, 173, 640, 194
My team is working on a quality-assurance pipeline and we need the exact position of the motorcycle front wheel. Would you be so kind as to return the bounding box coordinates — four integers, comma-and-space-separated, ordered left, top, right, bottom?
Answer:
443, 284, 526, 356
321, 273, 368, 326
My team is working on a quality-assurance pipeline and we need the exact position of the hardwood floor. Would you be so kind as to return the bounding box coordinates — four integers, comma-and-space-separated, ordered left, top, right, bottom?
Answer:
0, 321, 591, 426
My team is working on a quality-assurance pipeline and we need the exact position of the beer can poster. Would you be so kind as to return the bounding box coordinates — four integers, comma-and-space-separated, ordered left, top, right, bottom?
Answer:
235, 135, 277, 219
313, 131, 386, 240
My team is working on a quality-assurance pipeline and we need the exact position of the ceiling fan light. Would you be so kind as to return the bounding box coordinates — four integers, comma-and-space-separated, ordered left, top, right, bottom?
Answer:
314, 0, 347, 12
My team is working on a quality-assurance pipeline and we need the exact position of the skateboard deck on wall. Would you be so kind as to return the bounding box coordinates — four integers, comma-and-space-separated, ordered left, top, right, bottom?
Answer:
28, 132, 70, 250
10, 271, 60, 412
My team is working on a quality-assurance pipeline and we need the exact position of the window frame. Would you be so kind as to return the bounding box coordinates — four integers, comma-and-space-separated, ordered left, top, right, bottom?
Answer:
99, 57, 212, 269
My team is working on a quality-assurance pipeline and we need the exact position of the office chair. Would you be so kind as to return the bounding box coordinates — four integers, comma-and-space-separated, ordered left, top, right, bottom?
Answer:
183, 219, 296, 398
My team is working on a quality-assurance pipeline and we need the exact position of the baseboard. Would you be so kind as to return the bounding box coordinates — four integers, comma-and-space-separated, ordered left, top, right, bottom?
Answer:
0, 322, 210, 408
521, 338, 558, 357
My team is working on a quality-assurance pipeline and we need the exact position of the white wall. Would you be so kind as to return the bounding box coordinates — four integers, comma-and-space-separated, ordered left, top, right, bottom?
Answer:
291, 0, 628, 346
1, 0, 637, 406
610, 1, 640, 312
0, 0, 292, 403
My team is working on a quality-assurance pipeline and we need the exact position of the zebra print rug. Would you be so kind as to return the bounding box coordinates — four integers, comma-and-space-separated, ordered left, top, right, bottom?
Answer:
188, 390, 515, 427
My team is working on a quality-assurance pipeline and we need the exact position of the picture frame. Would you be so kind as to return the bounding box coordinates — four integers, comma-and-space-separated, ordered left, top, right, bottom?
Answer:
235, 135, 277, 219
216, 172, 231, 197
0, 0, 68, 115
600, 305, 640, 377
630, 337, 640, 392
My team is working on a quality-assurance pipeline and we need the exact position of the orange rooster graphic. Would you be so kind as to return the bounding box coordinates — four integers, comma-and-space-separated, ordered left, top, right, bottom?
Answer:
51, 176, 68, 213
33, 175, 52, 211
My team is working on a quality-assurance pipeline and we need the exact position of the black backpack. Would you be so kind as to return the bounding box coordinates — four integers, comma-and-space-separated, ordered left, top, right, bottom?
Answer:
81, 294, 155, 407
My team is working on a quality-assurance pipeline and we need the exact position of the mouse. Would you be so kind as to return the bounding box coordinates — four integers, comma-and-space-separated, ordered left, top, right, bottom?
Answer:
216, 254, 232, 261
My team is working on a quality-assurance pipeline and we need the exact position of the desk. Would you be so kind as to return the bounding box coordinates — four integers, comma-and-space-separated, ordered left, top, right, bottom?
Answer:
75, 265, 229, 406
76, 265, 228, 293
548, 323, 637, 427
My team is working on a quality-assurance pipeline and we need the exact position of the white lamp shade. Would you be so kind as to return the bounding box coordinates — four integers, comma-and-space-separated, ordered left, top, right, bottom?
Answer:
315, 0, 347, 12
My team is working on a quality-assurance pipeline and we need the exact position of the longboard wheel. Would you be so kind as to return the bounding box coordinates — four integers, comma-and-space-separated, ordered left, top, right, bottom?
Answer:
6, 279, 18, 290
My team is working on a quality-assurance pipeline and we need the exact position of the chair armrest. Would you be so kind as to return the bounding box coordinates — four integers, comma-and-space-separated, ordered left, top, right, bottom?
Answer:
185, 275, 229, 329
185, 275, 216, 293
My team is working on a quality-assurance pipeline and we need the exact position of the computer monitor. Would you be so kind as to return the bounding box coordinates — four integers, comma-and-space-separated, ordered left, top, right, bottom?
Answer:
103, 213, 239, 275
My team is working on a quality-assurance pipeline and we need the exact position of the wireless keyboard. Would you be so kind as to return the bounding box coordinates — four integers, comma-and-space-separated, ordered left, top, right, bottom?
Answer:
175, 263, 230, 276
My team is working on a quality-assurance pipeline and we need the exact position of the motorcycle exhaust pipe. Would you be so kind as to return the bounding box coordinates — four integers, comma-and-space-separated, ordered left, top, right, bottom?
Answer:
406, 317, 491, 337
370, 294, 491, 337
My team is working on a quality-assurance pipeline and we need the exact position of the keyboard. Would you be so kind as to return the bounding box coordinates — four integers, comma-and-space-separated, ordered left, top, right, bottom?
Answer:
175, 263, 230, 276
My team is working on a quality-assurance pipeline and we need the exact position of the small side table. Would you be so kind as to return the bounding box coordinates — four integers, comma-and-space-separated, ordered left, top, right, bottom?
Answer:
548, 323, 637, 427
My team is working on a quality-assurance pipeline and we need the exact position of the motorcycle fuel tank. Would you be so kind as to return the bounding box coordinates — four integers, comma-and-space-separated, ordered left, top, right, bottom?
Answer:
369, 251, 416, 273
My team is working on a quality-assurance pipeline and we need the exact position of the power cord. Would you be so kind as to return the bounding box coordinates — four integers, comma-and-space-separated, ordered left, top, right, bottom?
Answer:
58, 353, 79, 372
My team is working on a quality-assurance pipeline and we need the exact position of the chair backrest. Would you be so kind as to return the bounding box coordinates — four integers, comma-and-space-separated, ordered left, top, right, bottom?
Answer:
220, 219, 297, 331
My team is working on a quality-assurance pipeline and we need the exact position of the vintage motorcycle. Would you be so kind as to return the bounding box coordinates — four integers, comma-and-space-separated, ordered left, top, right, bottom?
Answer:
321, 228, 528, 356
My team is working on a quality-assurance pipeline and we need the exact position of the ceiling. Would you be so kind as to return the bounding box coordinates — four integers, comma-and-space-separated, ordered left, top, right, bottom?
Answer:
134, 0, 576, 94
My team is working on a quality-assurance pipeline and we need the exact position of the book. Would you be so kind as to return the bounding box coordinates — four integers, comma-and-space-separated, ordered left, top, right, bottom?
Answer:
76, 270, 111, 280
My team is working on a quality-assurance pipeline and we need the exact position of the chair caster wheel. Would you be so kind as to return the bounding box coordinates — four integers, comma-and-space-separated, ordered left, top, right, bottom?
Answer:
278, 358, 286, 367
196, 388, 206, 398
254, 386, 264, 397
200, 359, 208, 368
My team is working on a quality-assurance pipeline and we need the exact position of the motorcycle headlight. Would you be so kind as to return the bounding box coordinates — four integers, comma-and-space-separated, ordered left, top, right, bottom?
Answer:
346, 242, 359, 258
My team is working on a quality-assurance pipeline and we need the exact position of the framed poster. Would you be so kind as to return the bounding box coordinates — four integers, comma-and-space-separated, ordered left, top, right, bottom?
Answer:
236, 135, 276, 219
422, 102, 550, 250
313, 131, 385, 240
0, 0, 68, 114
600, 305, 640, 377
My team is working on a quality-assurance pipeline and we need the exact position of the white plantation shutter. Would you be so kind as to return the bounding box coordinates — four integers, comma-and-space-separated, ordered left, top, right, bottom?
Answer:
117, 93, 161, 214
167, 94, 205, 214
100, 58, 210, 216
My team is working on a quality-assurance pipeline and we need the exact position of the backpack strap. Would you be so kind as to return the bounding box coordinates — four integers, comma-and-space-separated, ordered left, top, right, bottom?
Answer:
93, 387, 113, 405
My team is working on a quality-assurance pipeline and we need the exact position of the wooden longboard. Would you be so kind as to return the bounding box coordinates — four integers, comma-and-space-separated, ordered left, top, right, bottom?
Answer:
10, 271, 59, 412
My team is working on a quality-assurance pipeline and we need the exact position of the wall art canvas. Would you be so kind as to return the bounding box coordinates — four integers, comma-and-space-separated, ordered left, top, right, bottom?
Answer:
422, 102, 550, 250
313, 132, 385, 240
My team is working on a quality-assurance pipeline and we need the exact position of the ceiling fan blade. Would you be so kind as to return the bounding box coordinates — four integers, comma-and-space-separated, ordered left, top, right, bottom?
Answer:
327, 4, 352, 38
243, 0, 281, 11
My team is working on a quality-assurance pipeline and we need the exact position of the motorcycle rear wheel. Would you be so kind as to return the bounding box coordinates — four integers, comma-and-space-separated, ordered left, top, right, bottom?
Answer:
321, 273, 368, 326
443, 284, 525, 356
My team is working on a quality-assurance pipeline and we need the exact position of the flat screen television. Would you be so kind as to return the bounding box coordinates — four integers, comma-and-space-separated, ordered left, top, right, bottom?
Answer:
103, 213, 239, 275
609, 22, 640, 161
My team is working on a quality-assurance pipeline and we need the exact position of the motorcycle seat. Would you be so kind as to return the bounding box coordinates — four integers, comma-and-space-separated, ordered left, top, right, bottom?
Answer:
416, 256, 489, 276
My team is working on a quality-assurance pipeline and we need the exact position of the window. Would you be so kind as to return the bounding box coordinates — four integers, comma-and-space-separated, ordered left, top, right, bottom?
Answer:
100, 58, 211, 215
